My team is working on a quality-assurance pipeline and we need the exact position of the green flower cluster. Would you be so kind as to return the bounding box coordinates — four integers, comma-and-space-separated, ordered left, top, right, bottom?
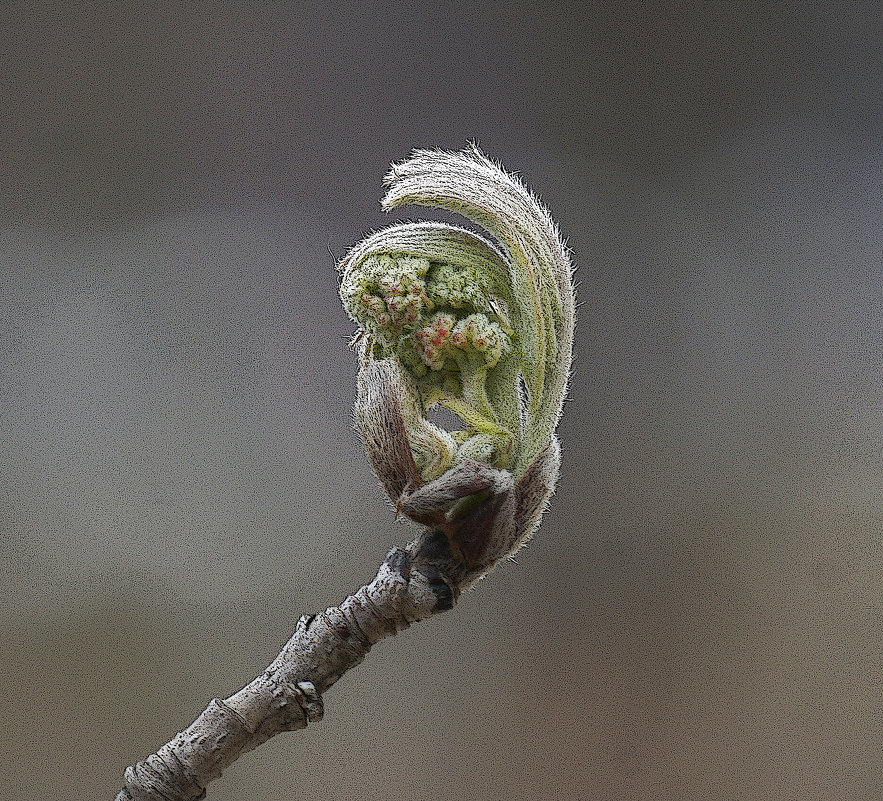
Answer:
340, 253, 511, 383
341, 254, 431, 349
409, 311, 509, 374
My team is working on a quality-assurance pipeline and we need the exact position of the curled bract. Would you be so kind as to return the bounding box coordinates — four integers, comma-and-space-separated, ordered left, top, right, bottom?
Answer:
340, 145, 574, 567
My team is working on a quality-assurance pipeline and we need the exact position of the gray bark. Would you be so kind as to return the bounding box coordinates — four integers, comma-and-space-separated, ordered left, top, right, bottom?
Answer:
116, 530, 475, 801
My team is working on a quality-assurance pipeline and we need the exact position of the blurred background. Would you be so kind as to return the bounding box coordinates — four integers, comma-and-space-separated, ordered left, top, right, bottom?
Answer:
1, 2, 881, 799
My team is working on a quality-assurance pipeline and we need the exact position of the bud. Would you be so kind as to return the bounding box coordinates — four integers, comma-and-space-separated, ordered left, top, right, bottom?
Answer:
340, 146, 574, 563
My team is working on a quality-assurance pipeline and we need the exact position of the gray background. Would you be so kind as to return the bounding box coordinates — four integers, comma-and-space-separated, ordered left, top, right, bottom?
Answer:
2, 3, 881, 799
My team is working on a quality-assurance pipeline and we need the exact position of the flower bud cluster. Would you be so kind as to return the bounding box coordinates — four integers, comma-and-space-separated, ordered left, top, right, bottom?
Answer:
341, 252, 510, 383
342, 254, 432, 349
425, 262, 487, 310
410, 312, 510, 374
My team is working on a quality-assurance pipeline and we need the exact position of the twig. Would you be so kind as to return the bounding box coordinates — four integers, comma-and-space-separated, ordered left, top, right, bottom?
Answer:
116, 529, 487, 801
